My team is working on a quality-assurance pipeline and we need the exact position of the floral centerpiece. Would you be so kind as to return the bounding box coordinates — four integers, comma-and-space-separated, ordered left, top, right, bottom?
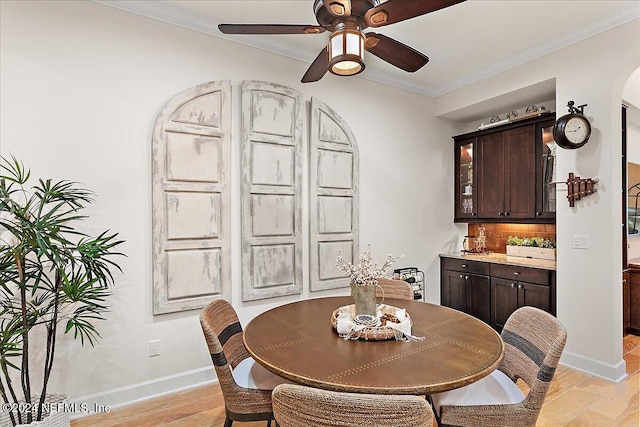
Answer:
336, 246, 400, 318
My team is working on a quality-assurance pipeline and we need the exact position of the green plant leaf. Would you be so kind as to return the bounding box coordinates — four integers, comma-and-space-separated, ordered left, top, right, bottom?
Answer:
0, 156, 125, 404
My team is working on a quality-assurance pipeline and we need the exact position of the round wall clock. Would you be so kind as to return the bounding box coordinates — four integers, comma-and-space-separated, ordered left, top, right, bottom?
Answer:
553, 108, 591, 150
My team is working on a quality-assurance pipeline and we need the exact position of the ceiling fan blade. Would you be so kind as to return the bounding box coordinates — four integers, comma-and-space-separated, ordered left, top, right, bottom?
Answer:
364, 0, 465, 28
364, 33, 429, 72
322, 0, 351, 17
301, 48, 329, 83
218, 24, 326, 35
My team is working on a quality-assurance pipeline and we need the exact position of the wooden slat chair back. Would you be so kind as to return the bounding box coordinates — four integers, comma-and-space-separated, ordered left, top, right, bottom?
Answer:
272, 383, 434, 427
376, 278, 415, 301
432, 306, 567, 427
200, 299, 277, 427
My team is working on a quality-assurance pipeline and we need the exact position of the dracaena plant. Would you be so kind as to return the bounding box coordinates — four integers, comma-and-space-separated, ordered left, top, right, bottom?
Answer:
0, 156, 124, 426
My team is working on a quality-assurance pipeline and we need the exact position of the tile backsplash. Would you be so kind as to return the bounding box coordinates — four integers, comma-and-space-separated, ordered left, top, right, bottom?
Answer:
467, 223, 556, 253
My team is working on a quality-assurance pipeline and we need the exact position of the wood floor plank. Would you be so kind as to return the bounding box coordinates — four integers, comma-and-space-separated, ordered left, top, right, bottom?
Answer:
72, 335, 640, 427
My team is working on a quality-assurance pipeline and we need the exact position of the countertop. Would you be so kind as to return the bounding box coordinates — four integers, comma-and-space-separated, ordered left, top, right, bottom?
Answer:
440, 252, 556, 271
628, 257, 640, 269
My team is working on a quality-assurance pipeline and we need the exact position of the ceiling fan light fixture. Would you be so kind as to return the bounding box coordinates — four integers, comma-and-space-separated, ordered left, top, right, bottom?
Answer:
328, 25, 365, 76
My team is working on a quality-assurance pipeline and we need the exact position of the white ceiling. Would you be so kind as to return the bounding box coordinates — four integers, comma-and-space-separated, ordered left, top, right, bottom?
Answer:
96, 0, 639, 97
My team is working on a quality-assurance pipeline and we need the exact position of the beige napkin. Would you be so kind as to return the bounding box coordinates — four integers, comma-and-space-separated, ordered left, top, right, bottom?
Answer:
336, 311, 355, 334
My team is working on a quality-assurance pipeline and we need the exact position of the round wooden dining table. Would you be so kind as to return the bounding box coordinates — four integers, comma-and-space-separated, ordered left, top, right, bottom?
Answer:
243, 296, 504, 395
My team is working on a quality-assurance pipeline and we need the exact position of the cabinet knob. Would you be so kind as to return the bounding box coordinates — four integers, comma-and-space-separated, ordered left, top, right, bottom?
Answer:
499, 212, 505, 216
505, 212, 510, 216
518, 284, 524, 289
513, 272, 521, 276
472, 212, 477, 217
536, 211, 542, 216
461, 264, 467, 268
511, 283, 516, 288
464, 275, 469, 280
459, 274, 464, 278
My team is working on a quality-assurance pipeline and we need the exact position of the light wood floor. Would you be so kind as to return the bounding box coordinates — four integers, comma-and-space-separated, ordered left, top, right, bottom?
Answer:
73, 334, 640, 427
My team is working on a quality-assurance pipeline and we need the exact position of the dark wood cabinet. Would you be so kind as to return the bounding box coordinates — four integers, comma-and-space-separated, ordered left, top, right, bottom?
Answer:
490, 263, 553, 331
441, 256, 555, 331
476, 132, 504, 219
628, 268, 640, 335
623, 269, 630, 334
440, 258, 491, 325
478, 125, 536, 219
454, 114, 555, 223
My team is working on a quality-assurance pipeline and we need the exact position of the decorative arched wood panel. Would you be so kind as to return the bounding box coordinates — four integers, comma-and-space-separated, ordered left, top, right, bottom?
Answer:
152, 81, 231, 314
309, 97, 359, 291
240, 81, 304, 301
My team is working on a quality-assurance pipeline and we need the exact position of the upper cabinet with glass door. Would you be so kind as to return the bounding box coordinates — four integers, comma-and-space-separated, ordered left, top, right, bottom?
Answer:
536, 119, 557, 220
455, 138, 477, 221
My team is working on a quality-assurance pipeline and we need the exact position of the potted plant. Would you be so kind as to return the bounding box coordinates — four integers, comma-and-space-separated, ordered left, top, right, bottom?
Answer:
0, 157, 124, 426
506, 236, 556, 260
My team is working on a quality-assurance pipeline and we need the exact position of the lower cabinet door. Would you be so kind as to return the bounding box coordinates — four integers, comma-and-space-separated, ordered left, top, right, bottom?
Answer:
491, 278, 519, 330
468, 274, 491, 325
442, 270, 468, 313
623, 270, 630, 333
492, 279, 551, 331
629, 270, 640, 333
518, 282, 551, 313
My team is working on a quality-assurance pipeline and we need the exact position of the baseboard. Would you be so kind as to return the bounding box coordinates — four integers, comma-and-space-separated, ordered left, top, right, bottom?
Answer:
70, 367, 217, 419
560, 350, 628, 383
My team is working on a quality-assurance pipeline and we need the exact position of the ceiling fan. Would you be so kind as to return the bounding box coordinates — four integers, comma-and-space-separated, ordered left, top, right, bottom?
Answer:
219, 0, 466, 83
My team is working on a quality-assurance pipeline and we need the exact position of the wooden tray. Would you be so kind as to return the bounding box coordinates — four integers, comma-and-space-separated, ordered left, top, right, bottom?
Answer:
331, 304, 412, 341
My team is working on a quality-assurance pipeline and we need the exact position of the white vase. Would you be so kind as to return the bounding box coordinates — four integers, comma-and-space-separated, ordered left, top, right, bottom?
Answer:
0, 394, 70, 427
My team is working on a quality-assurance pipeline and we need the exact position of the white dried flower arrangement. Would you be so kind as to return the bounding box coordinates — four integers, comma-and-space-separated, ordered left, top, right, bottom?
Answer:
336, 245, 401, 287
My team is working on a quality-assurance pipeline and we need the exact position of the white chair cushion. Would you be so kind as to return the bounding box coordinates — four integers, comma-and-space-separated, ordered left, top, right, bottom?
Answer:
232, 357, 293, 390
431, 369, 525, 416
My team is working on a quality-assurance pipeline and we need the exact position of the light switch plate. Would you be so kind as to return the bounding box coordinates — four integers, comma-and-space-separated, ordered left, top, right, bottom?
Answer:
572, 234, 589, 249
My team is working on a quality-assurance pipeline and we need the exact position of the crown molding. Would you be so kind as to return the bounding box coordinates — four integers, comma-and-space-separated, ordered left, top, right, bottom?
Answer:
92, 1, 639, 98
432, 6, 640, 97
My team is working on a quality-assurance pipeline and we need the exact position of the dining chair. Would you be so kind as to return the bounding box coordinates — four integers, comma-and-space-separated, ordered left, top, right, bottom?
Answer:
272, 383, 434, 427
429, 306, 567, 427
376, 278, 415, 301
200, 299, 291, 427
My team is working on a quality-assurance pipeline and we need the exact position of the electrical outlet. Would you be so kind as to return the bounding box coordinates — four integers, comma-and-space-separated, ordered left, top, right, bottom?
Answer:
149, 340, 160, 357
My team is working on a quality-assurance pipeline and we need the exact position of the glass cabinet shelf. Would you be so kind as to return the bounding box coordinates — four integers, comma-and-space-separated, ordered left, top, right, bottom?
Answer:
457, 140, 475, 217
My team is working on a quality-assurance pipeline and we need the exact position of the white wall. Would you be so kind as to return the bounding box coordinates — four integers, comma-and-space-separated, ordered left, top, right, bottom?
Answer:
623, 67, 640, 109
436, 19, 640, 381
0, 0, 461, 407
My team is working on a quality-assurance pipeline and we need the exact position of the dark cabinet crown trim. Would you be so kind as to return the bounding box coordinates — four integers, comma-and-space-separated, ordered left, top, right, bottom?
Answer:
453, 113, 555, 140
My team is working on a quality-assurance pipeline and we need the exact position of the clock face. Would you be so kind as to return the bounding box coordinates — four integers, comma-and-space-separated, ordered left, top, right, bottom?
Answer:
564, 116, 589, 144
